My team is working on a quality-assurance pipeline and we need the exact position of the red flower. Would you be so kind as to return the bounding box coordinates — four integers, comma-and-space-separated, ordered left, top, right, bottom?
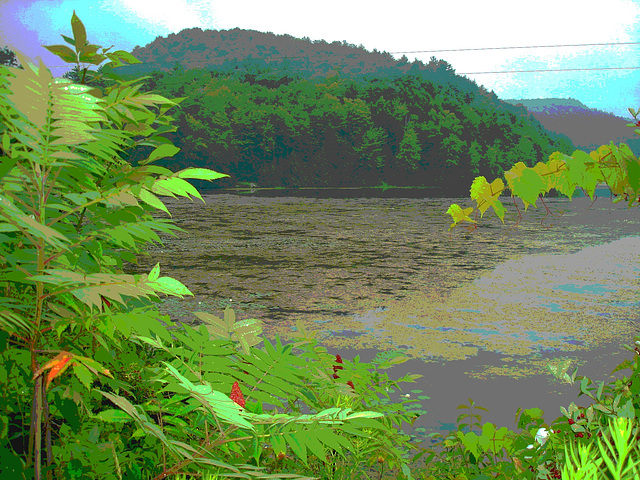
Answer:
230, 381, 245, 408
332, 354, 344, 377
347, 380, 355, 391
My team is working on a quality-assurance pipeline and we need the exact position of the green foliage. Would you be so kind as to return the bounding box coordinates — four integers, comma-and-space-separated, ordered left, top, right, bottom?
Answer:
4, 10, 640, 480
446, 133, 640, 231
113, 55, 573, 190
0, 13, 425, 480
0, 46, 20, 68
434, 103, 640, 480
413, 341, 640, 479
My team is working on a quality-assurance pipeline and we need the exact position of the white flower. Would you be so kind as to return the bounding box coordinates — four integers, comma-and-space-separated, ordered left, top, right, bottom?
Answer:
524, 428, 550, 460
402, 394, 410, 398
535, 428, 549, 446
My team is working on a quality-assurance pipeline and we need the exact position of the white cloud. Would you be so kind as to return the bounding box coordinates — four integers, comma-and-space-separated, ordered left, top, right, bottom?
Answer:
107, 0, 212, 33
2, 0, 639, 115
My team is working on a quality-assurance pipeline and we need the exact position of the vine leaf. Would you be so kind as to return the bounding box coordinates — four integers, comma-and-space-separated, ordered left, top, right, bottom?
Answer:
446, 204, 475, 231
470, 176, 505, 221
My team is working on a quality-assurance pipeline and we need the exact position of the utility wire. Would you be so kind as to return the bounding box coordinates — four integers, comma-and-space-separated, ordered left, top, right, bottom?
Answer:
38, 40, 640, 73
46, 62, 640, 75
459, 66, 640, 75
390, 41, 640, 54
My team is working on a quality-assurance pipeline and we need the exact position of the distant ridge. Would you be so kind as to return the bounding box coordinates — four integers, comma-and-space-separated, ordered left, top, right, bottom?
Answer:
503, 98, 590, 111
503, 97, 640, 155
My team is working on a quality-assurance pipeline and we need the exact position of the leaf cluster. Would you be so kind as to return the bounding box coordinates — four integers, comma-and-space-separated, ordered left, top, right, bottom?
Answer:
446, 138, 640, 231
0, 12, 423, 480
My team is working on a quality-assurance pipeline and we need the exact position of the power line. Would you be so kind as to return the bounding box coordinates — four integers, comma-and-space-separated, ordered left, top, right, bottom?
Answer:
35, 40, 640, 73
459, 65, 640, 75
390, 41, 640, 55
45, 61, 640, 75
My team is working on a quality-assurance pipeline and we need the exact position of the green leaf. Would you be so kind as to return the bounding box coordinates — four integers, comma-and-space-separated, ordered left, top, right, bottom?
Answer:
175, 168, 229, 181
151, 177, 202, 201
284, 433, 307, 465
345, 411, 384, 419
43, 45, 77, 63
109, 50, 141, 64
61, 34, 75, 46
95, 409, 133, 423
315, 427, 351, 458
0, 196, 69, 249
142, 144, 180, 165
162, 363, 254, 431
147, 276, 193, 297
233, 318, 263, 354
457, 431, 480, 459
148, 263, 160, 282
72, 363, 93, 390
626, 157, 640, 194
511, 168, 545, 208
137, 188, 169, 214
0, 156, 18, 181
71, 11, 87, 49
135, 93, 179, 107
303, 431, 325, 461
270, 433, 287, 456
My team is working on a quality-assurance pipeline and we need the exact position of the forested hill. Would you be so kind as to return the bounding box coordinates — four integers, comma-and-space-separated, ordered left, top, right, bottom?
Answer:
503, 98, 640, 155
125, 27, 452, 78
111, 28, 575, 192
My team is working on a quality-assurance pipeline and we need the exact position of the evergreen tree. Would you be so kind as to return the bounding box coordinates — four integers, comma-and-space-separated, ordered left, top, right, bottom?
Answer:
0, 46, 20, 68
397, 124, 421, 176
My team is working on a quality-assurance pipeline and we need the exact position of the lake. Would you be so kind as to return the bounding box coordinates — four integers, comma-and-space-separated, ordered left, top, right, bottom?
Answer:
128, 188, 640, 444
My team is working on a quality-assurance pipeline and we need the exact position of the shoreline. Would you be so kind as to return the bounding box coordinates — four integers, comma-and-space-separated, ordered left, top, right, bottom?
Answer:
333, 339, 635, 446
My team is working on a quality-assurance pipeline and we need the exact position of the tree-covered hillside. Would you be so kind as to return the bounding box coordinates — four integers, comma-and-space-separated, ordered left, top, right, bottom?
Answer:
504, 97, 640, 156
108, 29, 575, 192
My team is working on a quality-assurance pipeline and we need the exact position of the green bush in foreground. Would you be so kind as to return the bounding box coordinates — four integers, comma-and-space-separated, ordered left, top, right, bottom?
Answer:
0, 12, 420, 480
417, 339, 640, 479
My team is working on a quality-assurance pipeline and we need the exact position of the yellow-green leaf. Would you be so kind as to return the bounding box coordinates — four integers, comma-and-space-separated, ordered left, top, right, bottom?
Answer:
175, 168, 229, 181
137, 188, 169, 214
148, 263, 160, 282
143, 144, 180, 165
43, 45, 77, 63
96, 409, 133, 423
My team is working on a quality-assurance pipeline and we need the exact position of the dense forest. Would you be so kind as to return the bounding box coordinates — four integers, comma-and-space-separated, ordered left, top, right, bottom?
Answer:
95, 29, 575, 191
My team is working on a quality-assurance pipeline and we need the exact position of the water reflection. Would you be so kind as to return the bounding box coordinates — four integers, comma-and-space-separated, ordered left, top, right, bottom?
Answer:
343, 234, 640, 366
135, 193, 640, 364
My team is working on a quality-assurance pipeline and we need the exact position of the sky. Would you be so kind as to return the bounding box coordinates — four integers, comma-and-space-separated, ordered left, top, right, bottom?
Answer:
2, 0, 640, 118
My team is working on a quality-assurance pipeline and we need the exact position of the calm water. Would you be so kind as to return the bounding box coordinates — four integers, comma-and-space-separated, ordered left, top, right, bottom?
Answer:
130, 190, 640, 440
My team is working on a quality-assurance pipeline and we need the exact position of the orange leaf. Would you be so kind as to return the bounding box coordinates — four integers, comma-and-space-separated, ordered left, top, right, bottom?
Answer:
33, 351, 75, 389
45, 355, 73, 389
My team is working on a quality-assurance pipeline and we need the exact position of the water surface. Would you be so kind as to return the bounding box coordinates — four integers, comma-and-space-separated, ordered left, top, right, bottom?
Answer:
130, 191, 640, 438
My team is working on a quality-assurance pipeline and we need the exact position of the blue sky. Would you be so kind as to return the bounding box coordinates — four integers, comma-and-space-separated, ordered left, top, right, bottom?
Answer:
2, 0, 640, 119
